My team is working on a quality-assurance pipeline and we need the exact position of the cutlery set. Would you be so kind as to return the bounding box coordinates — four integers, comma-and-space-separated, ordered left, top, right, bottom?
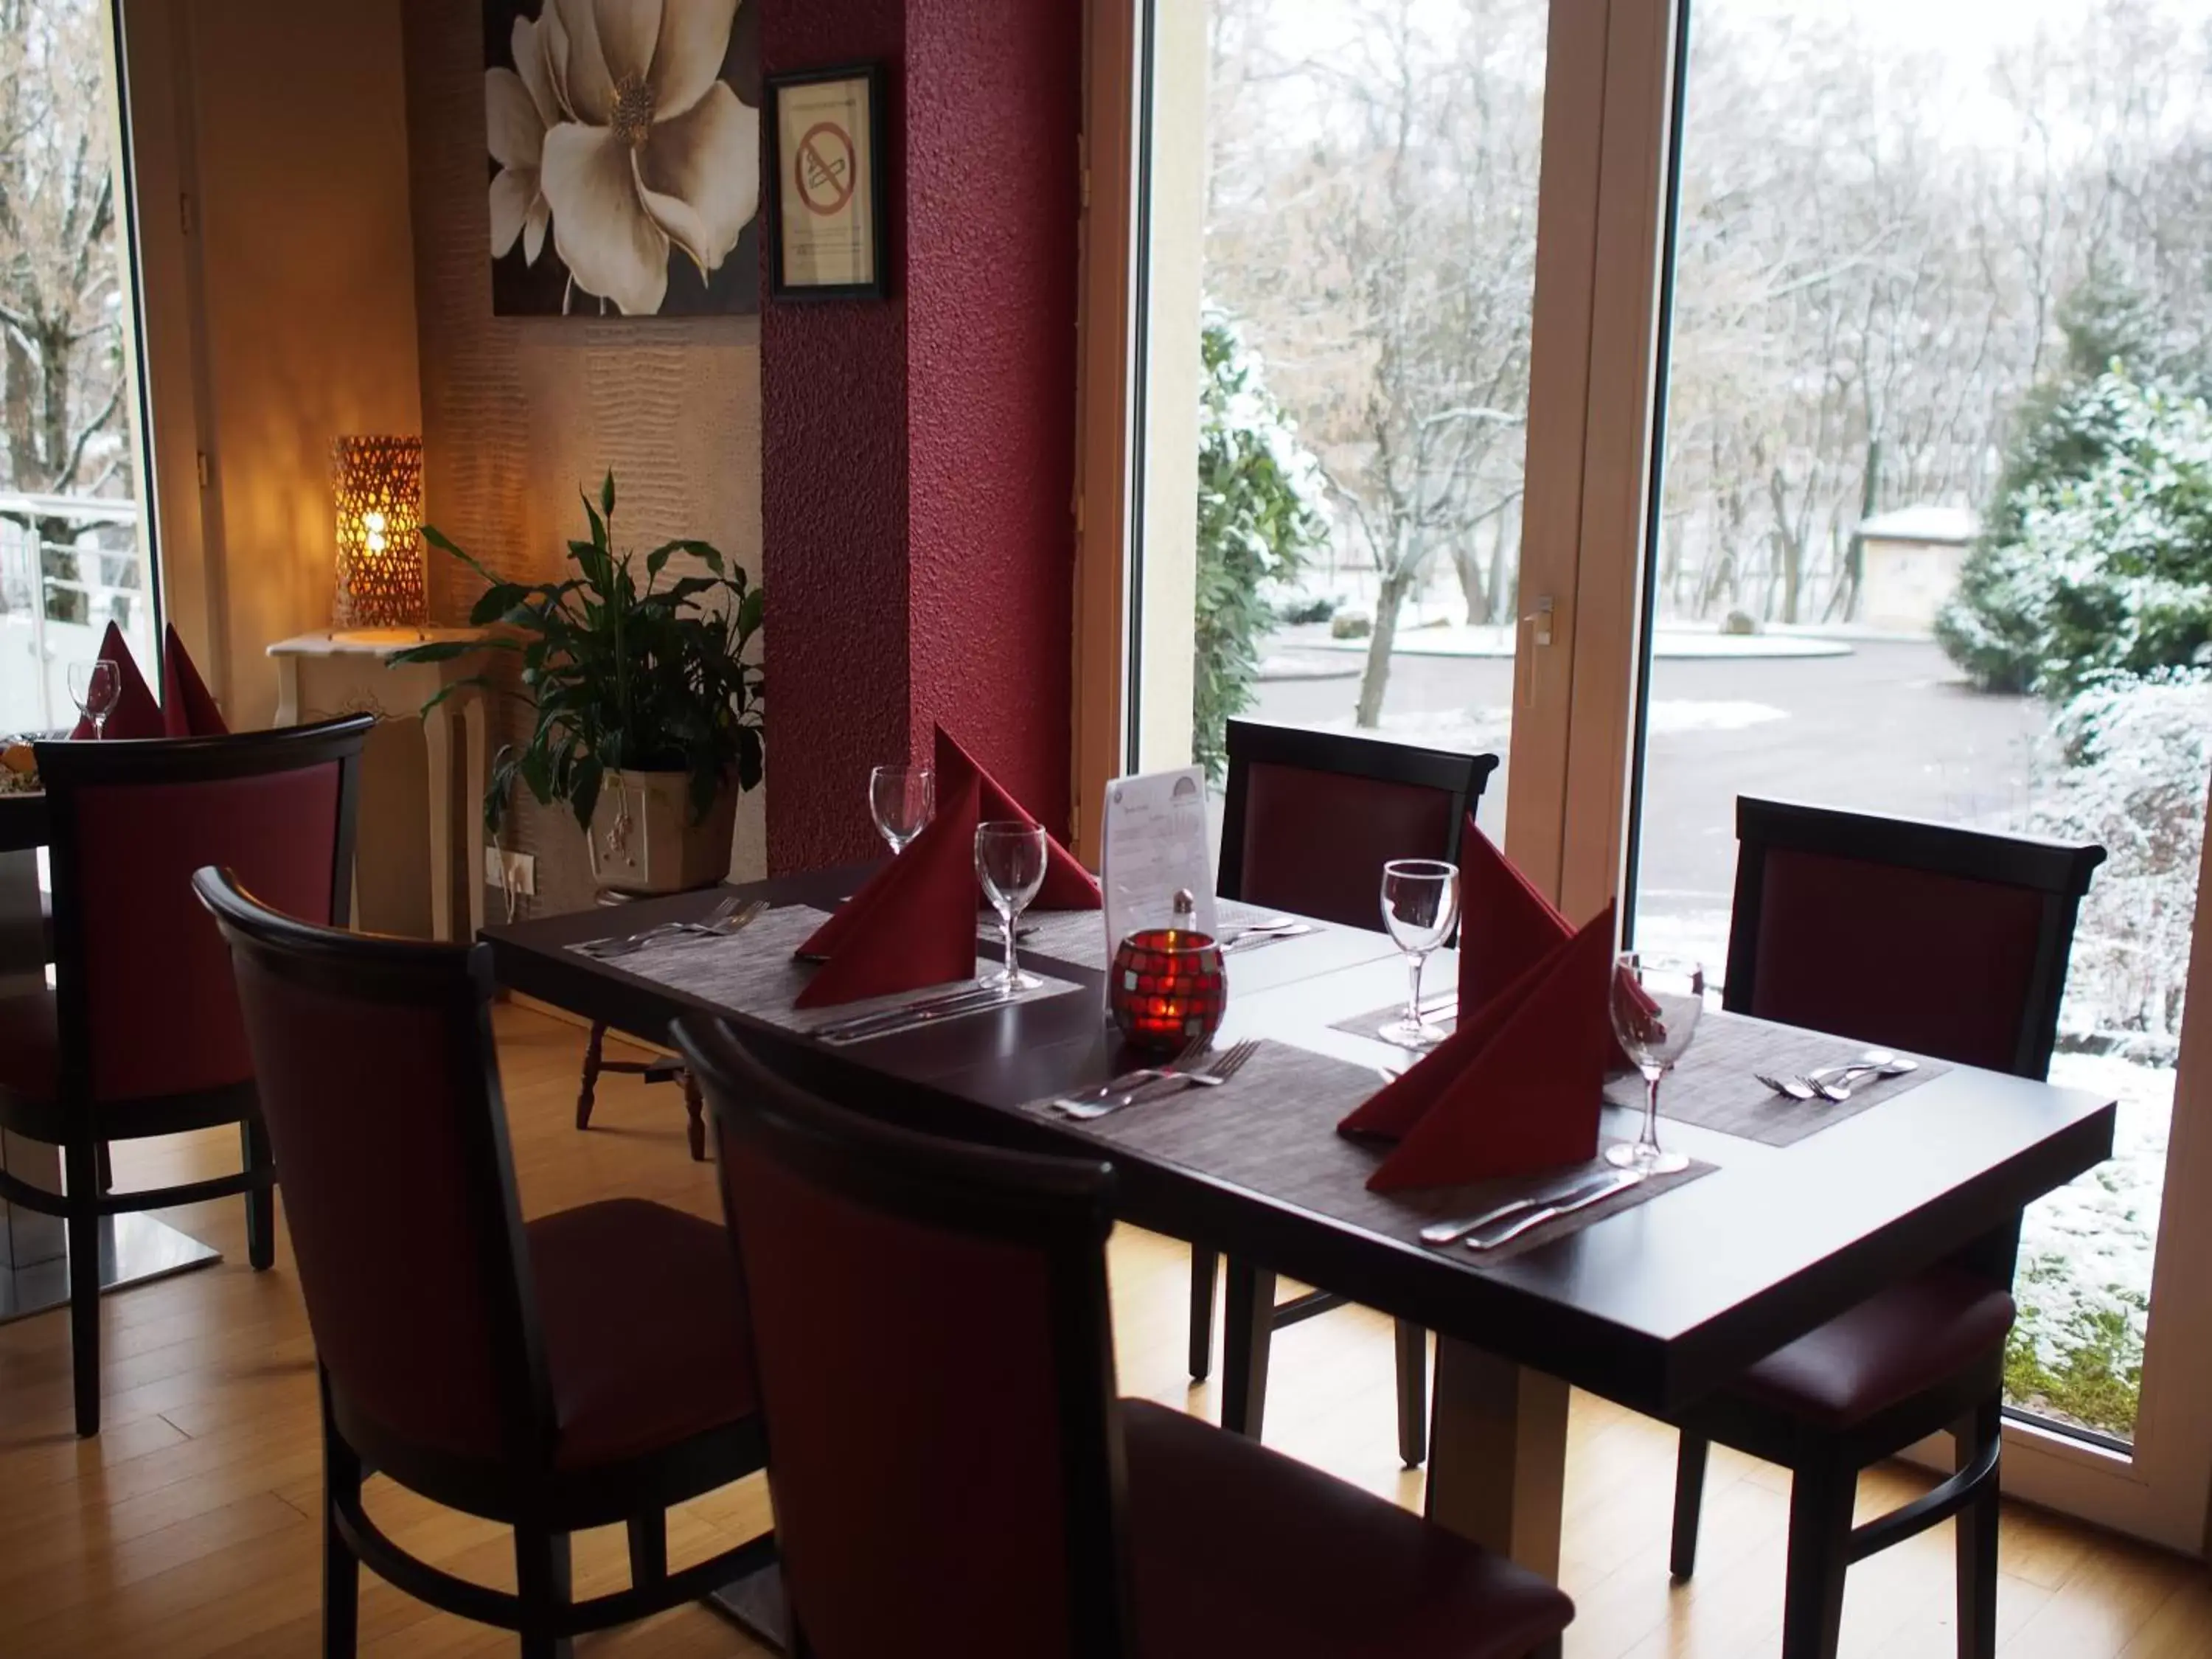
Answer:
580, 897, 768, 960
1421, 1168, 1649, 1253
1046, 1037, 1262, 1120
1755, 1047, 1917, 1103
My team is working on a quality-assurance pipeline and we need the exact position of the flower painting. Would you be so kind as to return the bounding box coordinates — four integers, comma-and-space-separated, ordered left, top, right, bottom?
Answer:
485, 0, 761, 317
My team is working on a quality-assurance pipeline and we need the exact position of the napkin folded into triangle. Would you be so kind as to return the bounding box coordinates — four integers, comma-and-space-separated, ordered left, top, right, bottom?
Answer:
1340, 903, 1615, 1189
794, 768, 981, 1007
162, 624, 228, 737
934, 726, 1100, 911
1459, 821, 1644, 1072
69, 621, 164, 740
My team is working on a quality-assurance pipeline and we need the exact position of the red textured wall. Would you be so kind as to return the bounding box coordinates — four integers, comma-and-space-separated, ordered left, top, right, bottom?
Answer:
761, 0, 1080, 874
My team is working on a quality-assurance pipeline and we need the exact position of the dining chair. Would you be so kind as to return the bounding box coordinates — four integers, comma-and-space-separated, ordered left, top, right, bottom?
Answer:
1204, 717, 1500, 1467
1668, 796, 2107, 1659
193, 868, 773, 1659
675, 1012, 1575, 1659
0, 716, 372, 1437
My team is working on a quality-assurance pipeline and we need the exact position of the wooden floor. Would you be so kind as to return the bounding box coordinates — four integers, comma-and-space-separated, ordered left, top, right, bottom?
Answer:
0, 1005, 2204, 1657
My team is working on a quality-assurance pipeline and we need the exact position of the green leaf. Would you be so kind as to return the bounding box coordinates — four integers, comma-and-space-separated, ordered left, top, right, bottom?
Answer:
737, 585, 766, 640
468, 582, 531, 626
600, 470, 616, 519
387, 641, 476, 665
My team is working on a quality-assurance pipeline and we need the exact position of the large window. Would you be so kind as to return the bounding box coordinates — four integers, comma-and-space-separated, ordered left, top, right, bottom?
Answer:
1107, 0, 2212, 1548
0, 0, 158, 733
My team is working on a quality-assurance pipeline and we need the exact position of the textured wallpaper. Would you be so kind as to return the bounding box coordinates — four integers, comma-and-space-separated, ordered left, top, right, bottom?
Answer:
399, 0, 768, 919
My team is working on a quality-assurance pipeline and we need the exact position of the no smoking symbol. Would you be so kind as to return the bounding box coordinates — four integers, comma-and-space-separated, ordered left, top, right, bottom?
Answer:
795, 122, 857, 217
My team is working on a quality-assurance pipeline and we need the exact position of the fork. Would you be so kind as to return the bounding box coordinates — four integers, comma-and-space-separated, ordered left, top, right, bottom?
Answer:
1048, 1035, 1210, 1113
588, 898, 762, 959
1054, 1039, 1260, 1120
1755, 1071, 1818, 1102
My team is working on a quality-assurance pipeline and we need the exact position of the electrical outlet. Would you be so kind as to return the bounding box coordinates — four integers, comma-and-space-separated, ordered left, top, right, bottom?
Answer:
484, 847, 536, 897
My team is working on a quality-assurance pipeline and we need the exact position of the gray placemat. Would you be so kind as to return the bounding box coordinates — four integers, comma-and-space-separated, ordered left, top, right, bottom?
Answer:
593, 905, 1082, 1039
1032, 1040, 1711, 1267
1606, 1008, 1950, 1148
1010, 897, 1325, 972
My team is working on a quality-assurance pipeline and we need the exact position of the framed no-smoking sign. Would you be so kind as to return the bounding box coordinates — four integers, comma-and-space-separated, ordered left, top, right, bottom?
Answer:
766, 64, 886, 300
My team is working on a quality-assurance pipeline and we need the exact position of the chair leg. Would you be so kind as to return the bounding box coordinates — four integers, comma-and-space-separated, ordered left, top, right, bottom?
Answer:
576, 1023, 608, 1132
1780, 1455, 1857, 1659
627, 1510, 669, 1590
683, 1072, 707, 1163
1955, 1398, 2002, 1659
1221, 1259, 1275, 1441
1394, 1320, 1428, 1467
1188, 1247, 1218, 1381
242, 1119, 276, 1271
64, 1135, 100, 1437
321, 1386, 362, 1659
95, 1138, 113, 1194
1671, 1433, 1710, 1579
515, 1527, 574, 1659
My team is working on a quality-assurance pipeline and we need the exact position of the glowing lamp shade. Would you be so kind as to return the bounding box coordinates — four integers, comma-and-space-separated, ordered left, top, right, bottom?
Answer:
331, 435, 426, 630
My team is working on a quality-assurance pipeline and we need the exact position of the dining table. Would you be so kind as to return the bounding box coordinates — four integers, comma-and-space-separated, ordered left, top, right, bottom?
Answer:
0, 787, 220, 1322
483, 863, 2117, 1628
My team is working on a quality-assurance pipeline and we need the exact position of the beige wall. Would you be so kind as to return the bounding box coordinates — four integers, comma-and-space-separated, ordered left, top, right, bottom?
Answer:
400, 0, 765, 917
126, 0, 426, 729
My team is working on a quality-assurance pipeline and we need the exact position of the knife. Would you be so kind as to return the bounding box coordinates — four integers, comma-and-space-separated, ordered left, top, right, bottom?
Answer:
1420, 1171, 1622, 1247
1466, 1170, 1648, 1252
815, 986, 1013, 1044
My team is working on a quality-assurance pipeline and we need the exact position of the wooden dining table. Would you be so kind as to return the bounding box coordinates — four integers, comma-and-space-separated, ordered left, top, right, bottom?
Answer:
484, 866, 2116, 1592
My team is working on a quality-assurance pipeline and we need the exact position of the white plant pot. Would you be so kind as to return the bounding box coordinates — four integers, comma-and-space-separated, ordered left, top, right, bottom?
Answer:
585, 768, 738, 896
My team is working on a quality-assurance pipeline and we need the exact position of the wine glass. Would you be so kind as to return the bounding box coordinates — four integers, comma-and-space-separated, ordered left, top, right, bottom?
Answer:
975, 821, 1048, 992
869, 765, 934, 855
1607, 953, 1703, 1174
1378, 859, 1460, 1048
68, 660, 120, 740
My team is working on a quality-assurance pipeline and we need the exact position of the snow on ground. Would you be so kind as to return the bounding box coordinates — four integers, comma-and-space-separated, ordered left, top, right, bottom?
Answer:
1302, 700, 1786, 749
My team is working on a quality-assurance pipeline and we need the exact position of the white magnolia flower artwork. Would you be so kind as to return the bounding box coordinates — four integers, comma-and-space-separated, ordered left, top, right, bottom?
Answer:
486, 0, 762, 317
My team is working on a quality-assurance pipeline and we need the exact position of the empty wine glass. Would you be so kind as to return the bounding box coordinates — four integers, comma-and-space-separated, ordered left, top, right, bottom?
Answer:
1607, 953, 1703, 1175
975, 821, 1048, 992
1378, 858, 1460, 1048
68, 660, 119, 740
869, 765, 934, 855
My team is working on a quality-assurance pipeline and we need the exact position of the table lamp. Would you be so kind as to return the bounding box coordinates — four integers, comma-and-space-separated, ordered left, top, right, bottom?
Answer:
331, 435, 426, 632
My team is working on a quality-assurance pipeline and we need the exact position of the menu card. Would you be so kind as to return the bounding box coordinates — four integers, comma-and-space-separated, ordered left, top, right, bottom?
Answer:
1100, 767, 1221, 951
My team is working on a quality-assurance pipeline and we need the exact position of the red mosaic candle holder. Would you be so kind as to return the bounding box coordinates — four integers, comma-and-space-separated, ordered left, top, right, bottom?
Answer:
1109, 928, 1228, 1055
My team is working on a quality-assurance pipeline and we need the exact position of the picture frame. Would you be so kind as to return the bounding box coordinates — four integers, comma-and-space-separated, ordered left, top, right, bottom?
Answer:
765, 63, 888, 301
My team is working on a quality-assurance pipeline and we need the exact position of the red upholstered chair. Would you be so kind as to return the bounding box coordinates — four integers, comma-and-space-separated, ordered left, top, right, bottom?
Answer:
192, 869, 771, 1659
1668, 797, 2106, 1659
0, 717, 371, 1437
1206, 718, 1499, 1469
675, 1014, 1573, 1659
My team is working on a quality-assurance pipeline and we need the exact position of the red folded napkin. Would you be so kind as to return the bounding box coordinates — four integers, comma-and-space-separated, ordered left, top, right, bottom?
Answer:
161, 624, 228, 737
69, 622, 163, 740
1459, 821, 1643, 1072
794, 768, 981, 1007
1340, 904, 1615, 1189
934, 726, 1099, 911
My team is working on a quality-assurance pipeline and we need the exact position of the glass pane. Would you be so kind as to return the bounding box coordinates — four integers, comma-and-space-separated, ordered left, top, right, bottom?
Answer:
1138, 0, 1548, 849
1632, 0, 2212, 1444
0, 0, 156, 735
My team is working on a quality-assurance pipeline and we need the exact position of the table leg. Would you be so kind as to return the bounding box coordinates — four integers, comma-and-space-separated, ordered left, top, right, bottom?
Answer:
462, 685, 489, 938
423, 700, 456, 944
1425, 1337, 1571, 1581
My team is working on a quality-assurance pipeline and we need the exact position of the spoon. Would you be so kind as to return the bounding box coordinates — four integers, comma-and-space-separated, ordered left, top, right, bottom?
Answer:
1811, 1051, 1919, 1102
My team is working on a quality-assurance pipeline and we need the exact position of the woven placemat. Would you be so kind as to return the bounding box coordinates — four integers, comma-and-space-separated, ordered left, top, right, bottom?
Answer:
1607, 1008, 1948, 1148
591, 905, 1082, 1039
1032, 1040, 1710, 1268
1330, 992, 1459, 1045
1012, 897, 1326, 973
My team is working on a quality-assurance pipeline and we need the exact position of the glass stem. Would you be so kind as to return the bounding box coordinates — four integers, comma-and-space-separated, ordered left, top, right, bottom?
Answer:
1641, 1066, 1664, 1152
1405, 952, 1426, 1026
1003, 911, 1019, 984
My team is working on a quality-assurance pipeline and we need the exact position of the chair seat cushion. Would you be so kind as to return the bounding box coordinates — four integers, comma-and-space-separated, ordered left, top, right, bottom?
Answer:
0, 989, 58, 1100
527, 1198, 756, 1471
1733, 1267, 2016, 1430
1124, 1399, 1572, 1659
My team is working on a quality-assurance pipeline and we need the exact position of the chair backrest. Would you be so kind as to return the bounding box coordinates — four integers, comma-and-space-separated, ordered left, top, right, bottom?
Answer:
675, 1017, 1131, 1659
38, 717, 371, 1104
192, 867, 553, 1472
1217, 719, 1499, 931
1724, 797, 2107, 1079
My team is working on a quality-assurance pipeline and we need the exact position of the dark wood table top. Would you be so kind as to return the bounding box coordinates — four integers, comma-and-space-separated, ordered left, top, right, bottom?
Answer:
0, 792, 46, 854
484, 867, 2116, 1419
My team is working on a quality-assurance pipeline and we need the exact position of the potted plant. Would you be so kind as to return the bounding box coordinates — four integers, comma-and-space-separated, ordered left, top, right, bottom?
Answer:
396, 473, 765, 895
